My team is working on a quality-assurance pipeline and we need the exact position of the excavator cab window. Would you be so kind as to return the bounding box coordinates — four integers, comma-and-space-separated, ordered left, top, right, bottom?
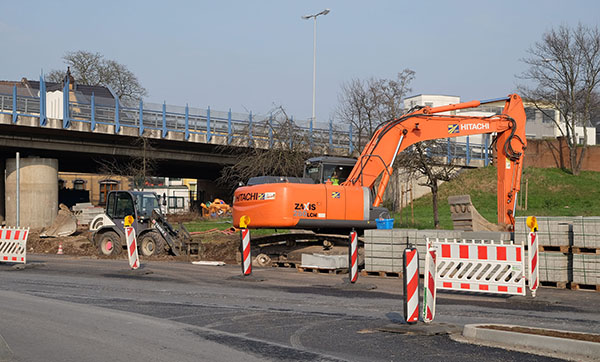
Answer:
304, 158, 355, 184
323, 164, 352, 185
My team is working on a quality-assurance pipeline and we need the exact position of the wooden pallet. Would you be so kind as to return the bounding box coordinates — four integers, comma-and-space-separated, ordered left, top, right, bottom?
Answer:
571, 247, 600, 255
539, 245, 570, 253
360, 270, 402, 278
540, 281, 568, 289
297, 267, 348, 275
570, 283, 600, 292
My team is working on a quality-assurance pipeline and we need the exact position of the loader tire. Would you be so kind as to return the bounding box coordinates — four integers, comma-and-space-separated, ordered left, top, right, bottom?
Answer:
139, 232, 166, 256
98, 231, 122, 256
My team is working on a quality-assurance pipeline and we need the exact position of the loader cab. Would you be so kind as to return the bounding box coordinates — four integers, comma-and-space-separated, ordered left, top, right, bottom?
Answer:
105, 190, 161, 233
303, 156, 356, 185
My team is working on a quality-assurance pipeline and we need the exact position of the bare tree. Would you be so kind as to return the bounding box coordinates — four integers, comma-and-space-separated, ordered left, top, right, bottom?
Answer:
218, 106, 317, 189
97, 137, 157, 190
47, 50, 147, 105
397, 141, 457, 229
336, 69, 415, 151
519, 24, 600, 175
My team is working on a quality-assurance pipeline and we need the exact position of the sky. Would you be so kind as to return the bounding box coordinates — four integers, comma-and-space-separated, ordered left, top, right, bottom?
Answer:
2, 1, 599, 125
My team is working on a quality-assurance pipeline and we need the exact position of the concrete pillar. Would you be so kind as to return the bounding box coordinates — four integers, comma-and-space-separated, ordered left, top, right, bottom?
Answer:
6, 157, 58, 228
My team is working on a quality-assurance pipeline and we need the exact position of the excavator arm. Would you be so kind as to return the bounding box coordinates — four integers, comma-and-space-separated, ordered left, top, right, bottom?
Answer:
343, 94, 527, 229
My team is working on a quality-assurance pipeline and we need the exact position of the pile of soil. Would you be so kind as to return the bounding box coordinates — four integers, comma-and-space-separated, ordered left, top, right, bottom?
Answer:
26, 226, 240, 263
27, 227, 97, 256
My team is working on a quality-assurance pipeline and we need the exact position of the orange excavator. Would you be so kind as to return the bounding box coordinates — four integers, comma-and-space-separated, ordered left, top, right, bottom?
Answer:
233, 94, 527, 234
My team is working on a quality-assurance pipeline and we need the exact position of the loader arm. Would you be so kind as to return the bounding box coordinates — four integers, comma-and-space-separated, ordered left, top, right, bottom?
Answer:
343, 94, 527, 229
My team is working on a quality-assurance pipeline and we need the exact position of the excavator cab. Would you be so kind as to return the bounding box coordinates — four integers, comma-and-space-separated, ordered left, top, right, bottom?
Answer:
303, 157, 356, 185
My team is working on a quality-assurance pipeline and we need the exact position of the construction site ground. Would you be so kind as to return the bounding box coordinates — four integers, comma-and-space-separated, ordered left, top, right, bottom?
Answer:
27, 225, 240, 263
2, 251, 600, 361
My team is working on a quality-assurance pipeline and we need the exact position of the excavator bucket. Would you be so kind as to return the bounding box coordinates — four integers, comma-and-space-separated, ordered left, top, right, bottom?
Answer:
448, 195, 502, 232
40, 204, 78, 238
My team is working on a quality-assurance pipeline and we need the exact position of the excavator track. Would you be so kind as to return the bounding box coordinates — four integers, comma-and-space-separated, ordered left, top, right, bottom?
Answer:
245, 232, 364, 268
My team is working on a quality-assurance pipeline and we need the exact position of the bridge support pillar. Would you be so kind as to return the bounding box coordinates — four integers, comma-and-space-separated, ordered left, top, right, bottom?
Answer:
6, 158, 58, 228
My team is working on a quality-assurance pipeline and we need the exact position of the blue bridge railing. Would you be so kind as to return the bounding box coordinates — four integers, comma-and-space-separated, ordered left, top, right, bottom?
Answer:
0, 76, 491, 166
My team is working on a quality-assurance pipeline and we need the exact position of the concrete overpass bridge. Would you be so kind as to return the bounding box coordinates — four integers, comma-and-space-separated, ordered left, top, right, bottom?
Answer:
0, 79, 491, 227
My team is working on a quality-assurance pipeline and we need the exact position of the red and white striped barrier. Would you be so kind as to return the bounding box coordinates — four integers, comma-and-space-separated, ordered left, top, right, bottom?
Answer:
348, 230, 358, 283
125, 227, 140, 270
240, 229, 251, 276
422, 242, 437, 324
0, 227, 29, 264
528, 231, 539, 297
403, 248, 419, 324
429, 238, 526, 296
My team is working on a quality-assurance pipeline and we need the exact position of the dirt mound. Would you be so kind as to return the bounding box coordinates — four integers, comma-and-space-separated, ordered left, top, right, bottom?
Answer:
26, 226, 240, 263
27, 227, 97, 256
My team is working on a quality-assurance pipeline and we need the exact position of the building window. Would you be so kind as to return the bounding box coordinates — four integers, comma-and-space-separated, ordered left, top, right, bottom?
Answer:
525, 108, 536, 121
58, 179, 66, 190
168, 196, 184, 209
541, 110, 554, 123
73, 179, 86, 190
99, 180, 119, 205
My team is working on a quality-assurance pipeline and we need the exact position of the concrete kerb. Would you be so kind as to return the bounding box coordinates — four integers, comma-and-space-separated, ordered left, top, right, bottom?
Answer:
462, 324, 600, 361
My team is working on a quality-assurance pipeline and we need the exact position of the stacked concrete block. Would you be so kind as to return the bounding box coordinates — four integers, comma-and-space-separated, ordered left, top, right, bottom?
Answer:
572, 217, 600, 249
538, 251, 570, 284
364, 229, 416, 273
514, 216, 572, 247
301, 254, 348, 270
572, 254, 600, 285
73, 203, 105, 226
364, 229, 460, 274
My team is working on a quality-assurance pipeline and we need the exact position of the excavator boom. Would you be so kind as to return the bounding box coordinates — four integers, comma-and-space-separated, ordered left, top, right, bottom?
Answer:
233, 94, 527, 231
345, 94, 526, 228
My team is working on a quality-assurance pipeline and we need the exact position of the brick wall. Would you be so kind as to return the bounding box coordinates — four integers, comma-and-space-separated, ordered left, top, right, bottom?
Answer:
523, 138, 600, 172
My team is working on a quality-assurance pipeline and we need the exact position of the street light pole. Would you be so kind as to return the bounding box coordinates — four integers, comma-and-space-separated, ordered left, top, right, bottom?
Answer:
302, 9, 330, 124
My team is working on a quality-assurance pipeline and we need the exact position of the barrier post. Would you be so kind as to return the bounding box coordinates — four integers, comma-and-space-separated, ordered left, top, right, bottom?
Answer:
124, 216, 139, 270
240, 228, 251, 276
527, 216, 539, 297
423, 239, 437, 323
348, 230, 358, 283
403, 247, 419, 324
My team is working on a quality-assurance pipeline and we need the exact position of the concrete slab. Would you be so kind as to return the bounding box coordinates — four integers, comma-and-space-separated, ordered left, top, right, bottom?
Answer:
463, 324, 600, 361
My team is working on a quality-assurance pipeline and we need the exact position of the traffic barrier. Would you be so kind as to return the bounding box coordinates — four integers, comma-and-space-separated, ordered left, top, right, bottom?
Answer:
428, 238, 526, 296
403, 247, 419, 324
422, 242, 437, 323
241, 229, 251, 276
527, 216, 539, 297
0, 227, 29, 264
348, 230, 358, 283
124, 227, 140, 269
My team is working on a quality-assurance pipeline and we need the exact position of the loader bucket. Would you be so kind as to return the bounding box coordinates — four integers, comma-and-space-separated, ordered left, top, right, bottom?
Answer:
40, 204, 78, 238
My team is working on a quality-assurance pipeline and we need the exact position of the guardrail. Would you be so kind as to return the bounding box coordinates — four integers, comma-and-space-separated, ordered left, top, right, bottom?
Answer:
0, 77, 491, 166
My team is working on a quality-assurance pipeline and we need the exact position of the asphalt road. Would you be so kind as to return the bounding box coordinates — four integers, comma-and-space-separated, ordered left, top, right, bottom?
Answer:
1, 255, 599, 362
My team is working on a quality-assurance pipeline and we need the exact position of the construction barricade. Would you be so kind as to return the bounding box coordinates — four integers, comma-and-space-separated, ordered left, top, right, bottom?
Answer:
427, 238, 526, 296
422, 240, 437, 324
348, 230, 358, 283
240, 229, 252, 276
124, 227, 140, 270
403, 247, 419, 324
0, 227, 29, 264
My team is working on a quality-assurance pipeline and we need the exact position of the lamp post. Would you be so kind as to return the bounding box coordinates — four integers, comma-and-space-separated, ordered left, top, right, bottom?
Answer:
302, 8, 330, 124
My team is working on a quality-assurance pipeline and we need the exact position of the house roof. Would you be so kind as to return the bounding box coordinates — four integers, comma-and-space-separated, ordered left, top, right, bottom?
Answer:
0, 77, 115, 101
